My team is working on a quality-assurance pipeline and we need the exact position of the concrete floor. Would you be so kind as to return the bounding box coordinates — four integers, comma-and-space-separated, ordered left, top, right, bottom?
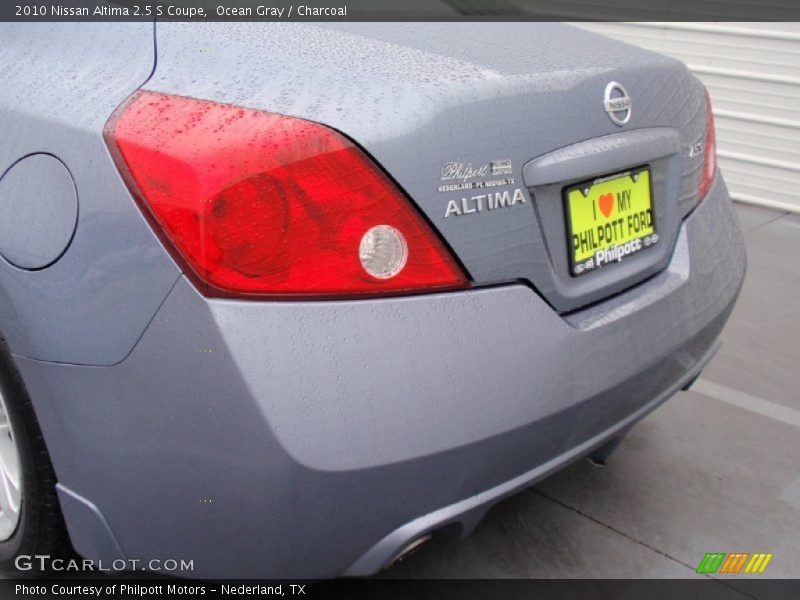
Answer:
384, 204, 800, 580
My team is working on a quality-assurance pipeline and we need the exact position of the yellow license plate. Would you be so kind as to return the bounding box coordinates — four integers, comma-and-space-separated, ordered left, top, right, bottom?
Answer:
565, 167, 657, 276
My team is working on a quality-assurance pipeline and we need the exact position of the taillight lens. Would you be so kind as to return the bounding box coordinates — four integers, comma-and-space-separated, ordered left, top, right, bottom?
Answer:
698, 88, 718, 201
105, 91, 469, 297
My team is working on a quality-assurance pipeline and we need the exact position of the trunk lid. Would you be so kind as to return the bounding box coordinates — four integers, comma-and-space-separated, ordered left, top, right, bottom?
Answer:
151, 22, 707, 311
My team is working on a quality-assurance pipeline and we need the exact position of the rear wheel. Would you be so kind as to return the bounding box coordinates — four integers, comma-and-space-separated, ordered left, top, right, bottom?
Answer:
0, 387, 22, 541
0, 344, 72, 571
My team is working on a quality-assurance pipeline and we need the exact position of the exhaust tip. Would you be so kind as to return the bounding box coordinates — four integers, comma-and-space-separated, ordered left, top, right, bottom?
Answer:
386, 534, 433, 569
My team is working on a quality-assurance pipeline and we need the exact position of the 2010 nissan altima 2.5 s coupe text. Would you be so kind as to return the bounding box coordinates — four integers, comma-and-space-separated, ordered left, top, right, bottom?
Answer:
0, 22, 745, 578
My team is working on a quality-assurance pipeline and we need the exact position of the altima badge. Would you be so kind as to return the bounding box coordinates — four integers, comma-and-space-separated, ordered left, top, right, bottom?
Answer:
444, 188, 526, 218
604, 82, 631, 126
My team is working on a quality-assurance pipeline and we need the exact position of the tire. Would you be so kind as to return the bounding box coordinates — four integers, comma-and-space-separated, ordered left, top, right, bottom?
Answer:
0, 340, 73, 573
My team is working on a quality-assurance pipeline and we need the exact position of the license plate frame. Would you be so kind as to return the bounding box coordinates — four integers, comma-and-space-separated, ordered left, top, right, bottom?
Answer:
563, 166, 658, 277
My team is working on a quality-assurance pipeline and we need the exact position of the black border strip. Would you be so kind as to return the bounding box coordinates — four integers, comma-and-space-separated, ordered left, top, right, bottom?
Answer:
4, 0, 800, 21
3, 578, 800, 600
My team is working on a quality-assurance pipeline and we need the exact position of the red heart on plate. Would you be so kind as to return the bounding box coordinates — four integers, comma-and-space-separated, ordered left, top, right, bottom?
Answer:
598, 193, 615, 218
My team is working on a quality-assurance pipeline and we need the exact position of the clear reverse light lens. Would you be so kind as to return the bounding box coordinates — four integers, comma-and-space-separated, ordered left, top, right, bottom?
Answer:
359, 225, 408, 279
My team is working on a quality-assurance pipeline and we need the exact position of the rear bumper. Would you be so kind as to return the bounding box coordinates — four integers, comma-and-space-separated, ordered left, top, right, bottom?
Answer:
16, 175, 745, 579
346, 330, 722, 576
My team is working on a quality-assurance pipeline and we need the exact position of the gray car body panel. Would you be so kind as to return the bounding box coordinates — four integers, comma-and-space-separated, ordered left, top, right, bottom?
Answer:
14, 176, 744, 578
1, 23, 745, 578
0, 23, 180, 366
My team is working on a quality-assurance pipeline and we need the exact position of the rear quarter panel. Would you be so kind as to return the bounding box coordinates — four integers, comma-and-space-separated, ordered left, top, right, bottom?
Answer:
0, 23, 179, 365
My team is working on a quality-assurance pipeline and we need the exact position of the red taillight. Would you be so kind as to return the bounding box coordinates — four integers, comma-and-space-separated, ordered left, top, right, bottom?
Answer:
105, 91, 469, 297
698, 88, 718, 201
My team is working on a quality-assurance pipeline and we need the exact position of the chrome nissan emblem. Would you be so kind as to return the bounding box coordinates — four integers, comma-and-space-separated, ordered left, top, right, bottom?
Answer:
604, 81, 631, 126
